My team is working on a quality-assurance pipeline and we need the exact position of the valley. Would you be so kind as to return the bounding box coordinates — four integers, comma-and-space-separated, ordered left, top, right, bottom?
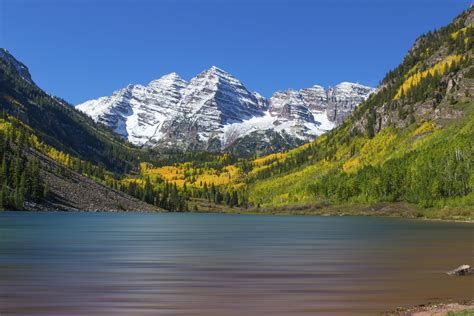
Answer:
0, 6, 472, 221
0, 2, 473, 315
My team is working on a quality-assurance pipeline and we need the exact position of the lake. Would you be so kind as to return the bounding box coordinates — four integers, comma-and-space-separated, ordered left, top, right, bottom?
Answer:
0, 212, 472, 315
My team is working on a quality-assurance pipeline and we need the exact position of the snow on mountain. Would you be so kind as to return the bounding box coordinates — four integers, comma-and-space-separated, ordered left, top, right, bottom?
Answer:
76, 67, 374, 152
77, 73, 188, 145
327, 82, 375, 124
165, 66, 268, 148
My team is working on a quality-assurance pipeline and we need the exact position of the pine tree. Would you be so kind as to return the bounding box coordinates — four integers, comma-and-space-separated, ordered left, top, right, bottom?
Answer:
43, 183, 49, 199
142, 178, 154, 204
210, 183, 216, 201
14, 172, 26, 209
0, 154, 7, 184
230, 191, 239, 208
10, 155, 18, 188
0, 182, 7, 210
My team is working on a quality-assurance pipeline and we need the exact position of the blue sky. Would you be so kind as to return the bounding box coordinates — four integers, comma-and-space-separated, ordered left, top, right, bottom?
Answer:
0, 0, 471, 104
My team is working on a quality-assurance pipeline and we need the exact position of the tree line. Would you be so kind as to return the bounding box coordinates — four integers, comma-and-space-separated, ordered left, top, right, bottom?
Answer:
0, 124, 46, 209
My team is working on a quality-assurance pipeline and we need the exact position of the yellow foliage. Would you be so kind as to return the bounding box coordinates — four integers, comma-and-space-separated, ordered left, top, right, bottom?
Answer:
139, 162, 154, 171
342, 129, 397, 173
44, 147, 73, 167
252, 152, 287, 166
0, 120, 13, 132
394, 55, 463, 99
217, 153, 231, 162
149, 166, 184, 181
405, 61, 422, 78
342, 157, 361, 173
136, 162, 240, 188
411, 121, 438, 137
248, 142, 320, 177
450, 27, 468, 39
0, 116, 113, 183
249, 157, 339, 207
121, 178, 145, 186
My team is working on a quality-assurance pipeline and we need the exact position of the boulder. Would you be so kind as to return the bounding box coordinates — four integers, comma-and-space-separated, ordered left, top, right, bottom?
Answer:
447, 264, 473, 276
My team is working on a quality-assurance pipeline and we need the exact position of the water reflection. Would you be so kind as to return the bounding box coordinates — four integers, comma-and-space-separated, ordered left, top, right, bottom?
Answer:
0, 212, 472, 315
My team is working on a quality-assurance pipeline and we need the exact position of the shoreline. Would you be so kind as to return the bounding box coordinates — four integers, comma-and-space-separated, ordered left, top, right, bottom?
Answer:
5, 205, 473, 224
186, 199, 474, 223
3, 198, 473, 223
384, 299, 474, 315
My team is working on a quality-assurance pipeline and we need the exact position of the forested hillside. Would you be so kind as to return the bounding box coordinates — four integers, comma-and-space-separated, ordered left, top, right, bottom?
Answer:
244, 7, 474, 216
0, 49, 157, 173
124, 6, 474, 219
0, 6, 472, 218
0, 113, 158, 211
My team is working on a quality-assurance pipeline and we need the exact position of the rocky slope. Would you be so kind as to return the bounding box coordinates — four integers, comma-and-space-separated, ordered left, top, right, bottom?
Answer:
77, 67, 373, 153
27, 148, 158, 211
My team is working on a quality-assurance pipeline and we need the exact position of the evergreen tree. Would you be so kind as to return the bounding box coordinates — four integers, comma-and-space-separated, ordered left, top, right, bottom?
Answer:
230, 191, 239, 207
43, 183, 49, 199
0, 182, 7, 210
0, 154, 7, 184
142, 178, 154, 204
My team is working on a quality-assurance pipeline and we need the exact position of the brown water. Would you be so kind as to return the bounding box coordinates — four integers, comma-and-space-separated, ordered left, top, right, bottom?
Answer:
0, 212, 472, 315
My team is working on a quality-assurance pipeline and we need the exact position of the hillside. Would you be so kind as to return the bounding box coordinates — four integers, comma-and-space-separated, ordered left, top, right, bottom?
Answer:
0, 50, 172, 211
0, 48, 149, 173
125, 6, 473, 219
0, 7, 472, 217
31, 148, 158, 212
245, 7, 474, 216
0, 114, 158, 211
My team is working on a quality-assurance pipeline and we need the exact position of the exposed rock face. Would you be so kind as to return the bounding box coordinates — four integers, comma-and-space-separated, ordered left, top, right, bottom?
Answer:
153, 66, 268, 150
77, 67, 374, 152
327, 82, 375, 124
267, 82, 374, 139
76, 73, 188, 144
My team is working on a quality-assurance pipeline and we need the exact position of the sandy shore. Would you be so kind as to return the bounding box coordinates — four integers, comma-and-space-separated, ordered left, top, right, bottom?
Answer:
385, 301, 474, 315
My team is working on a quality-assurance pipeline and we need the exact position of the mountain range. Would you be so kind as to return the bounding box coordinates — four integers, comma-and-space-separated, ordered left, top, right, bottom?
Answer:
0, 5, 471, 215
76, 67, 373, 154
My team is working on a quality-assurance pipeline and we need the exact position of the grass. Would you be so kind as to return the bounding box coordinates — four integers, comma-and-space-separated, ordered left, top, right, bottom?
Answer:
446, 309, 474, 316
184, 199, 473, 222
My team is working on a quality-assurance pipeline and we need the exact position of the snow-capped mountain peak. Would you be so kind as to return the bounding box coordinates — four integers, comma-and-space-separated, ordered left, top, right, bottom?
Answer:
77, 67, 374, 153
149, 72, 186, 87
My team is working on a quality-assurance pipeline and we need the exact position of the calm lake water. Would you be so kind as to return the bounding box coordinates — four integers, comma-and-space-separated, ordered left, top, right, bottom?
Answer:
0, 212, 472, 315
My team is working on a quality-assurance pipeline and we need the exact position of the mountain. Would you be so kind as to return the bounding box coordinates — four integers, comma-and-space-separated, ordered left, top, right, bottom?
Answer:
77, 67, 373, 154
2, 4, 471, 216
129, 6, 473, 219
0, 49, 164, 211
76, 72, 188, 145
0, 48, 154, 174
0, 49, 34, 84
243, 7, 474, 213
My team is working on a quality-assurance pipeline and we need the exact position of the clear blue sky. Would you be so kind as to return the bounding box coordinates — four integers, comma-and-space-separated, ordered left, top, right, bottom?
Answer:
0, 0, 471, 104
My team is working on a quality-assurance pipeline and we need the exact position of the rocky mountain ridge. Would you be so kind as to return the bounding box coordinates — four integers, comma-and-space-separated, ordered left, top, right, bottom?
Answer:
77, 67, 374, 153
0, 48, 34, 84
